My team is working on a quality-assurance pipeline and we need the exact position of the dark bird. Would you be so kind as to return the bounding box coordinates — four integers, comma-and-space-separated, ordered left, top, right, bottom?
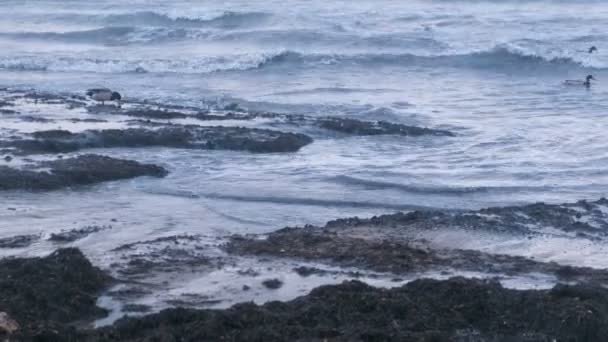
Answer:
564, 75, 596, 88
589, 46, 598, 54
86, 88, 122, 106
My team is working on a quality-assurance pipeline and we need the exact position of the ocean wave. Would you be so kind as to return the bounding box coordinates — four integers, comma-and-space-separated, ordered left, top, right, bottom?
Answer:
0, 11, 272, 45
0, 27, 137, 45
0, 53, 279, 74
253, 48, 602, 71
101, 11, 271, 29
0, 45, 602, 75
0, 26, 218, 45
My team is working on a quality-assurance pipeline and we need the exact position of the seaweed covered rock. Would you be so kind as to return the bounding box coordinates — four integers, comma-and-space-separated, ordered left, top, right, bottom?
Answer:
0, 248, 111, 337
0, 154, 167, 191
7, 126, 313, 154
226, 225, 608, 285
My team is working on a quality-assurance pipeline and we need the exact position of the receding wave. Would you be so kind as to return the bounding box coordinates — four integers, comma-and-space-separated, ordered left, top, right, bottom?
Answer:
330, 175, 549, 195
1, 46, 603, 74
200, 192, 427, 210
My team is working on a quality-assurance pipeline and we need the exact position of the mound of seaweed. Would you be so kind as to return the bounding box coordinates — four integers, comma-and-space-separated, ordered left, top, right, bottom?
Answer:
0, 154, 167, 191
92, 277, 608, 341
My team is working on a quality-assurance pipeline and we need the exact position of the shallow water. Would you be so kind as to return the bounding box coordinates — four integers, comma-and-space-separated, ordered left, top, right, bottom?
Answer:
2, 0, 608, 319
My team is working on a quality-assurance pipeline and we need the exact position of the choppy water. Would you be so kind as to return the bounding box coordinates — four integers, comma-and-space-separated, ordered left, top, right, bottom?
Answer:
2, 0, 608, 317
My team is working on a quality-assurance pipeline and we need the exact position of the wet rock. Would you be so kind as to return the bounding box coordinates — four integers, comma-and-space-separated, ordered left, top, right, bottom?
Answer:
227, 226, 608, 286
7, 126, 313, 154
317, 117, 454, 137
49, 225, 111, 243
32, 129, 74, 139
166, 294, 223, 307
237, 268, 260, 277
107, 287, 153, 301
0, 248, 111, 337
122, 304, 152, 314
323, 198, 608, 238
262, 278, 283, 289
122, 109, 189, 120
0, 100, 14, 108
111, 234, 202, 252
0, 154, 167, 191
117, 251, 211, 277
20, 115, 53, 123
110, 235, 212, 278
293, 266, 329, 277
223, 102, 244, 112
90, 105, 258, 122
68, 118, 108, 123
0, 234, 40, 248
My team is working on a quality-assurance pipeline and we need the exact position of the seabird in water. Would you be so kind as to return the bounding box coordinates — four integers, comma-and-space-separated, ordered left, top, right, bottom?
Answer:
86, 88, 122, 106
564, 75, 596, 88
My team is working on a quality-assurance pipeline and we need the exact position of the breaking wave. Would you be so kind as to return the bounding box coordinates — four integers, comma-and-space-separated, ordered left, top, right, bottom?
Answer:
0, 45, 603, 74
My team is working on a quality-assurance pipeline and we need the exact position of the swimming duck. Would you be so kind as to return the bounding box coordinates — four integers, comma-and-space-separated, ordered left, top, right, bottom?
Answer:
86, 88, 122, 106
589, 46, 598, 54
564, 75, 596, 87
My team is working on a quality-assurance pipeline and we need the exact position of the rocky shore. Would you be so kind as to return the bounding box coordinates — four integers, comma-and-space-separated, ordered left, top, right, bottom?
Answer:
3, 247, 608, 341
0, 197, 607, 341
2, 89, 607, 341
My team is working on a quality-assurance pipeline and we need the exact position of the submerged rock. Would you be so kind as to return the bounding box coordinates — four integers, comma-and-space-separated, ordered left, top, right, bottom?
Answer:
6, 126, 313, 154
262, 278, 283, 289
0, 234, 40, 248
317, 117, 454, 137
49, 225, 111, 243
0, 154, 167, 191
